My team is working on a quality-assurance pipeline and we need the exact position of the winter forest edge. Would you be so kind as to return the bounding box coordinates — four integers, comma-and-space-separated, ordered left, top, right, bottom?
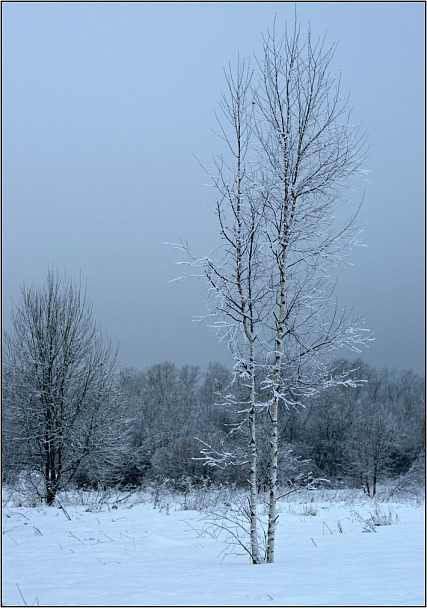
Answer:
2, 14, 425, 605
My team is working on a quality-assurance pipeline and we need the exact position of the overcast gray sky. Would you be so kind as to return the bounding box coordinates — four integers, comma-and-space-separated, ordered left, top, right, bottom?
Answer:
2, 1, 425, 375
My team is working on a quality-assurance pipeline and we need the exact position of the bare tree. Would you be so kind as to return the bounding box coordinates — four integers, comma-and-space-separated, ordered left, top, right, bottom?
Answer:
345, 401, 398, 497
174, 18, 370, 563
2, 269, 128, 504
174, 58, 268, 563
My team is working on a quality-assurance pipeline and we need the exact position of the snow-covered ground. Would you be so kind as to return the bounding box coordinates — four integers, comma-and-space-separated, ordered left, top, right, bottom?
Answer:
2, 486, 425, 606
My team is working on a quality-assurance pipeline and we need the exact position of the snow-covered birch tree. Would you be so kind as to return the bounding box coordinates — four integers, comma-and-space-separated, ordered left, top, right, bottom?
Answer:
175, 58, 268, 563
2, 269, 129, 505
174, 18, 370, 563
252, 22, 370, 562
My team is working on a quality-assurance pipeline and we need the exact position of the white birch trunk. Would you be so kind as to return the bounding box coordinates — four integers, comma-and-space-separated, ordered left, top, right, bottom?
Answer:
248, 348, 259, 563
266, 259, 286, 563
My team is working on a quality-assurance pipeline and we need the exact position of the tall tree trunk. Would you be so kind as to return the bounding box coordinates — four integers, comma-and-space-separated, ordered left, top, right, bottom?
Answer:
267, 257, 287, 563
267, 395, 279, 563
248, 349, 259, 563
44, 399, 58, 506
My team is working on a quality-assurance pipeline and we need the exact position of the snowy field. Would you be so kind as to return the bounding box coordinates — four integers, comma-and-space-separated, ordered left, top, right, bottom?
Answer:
2, 485, 425, 607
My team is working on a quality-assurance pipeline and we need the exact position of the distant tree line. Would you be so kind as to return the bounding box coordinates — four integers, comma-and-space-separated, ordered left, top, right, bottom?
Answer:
111, 360, 424, 497
2, 272, 424, 502
3, 355, 425, 498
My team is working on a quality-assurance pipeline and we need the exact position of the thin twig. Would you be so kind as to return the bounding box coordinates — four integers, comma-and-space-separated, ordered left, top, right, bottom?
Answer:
16, 583, 27, 606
